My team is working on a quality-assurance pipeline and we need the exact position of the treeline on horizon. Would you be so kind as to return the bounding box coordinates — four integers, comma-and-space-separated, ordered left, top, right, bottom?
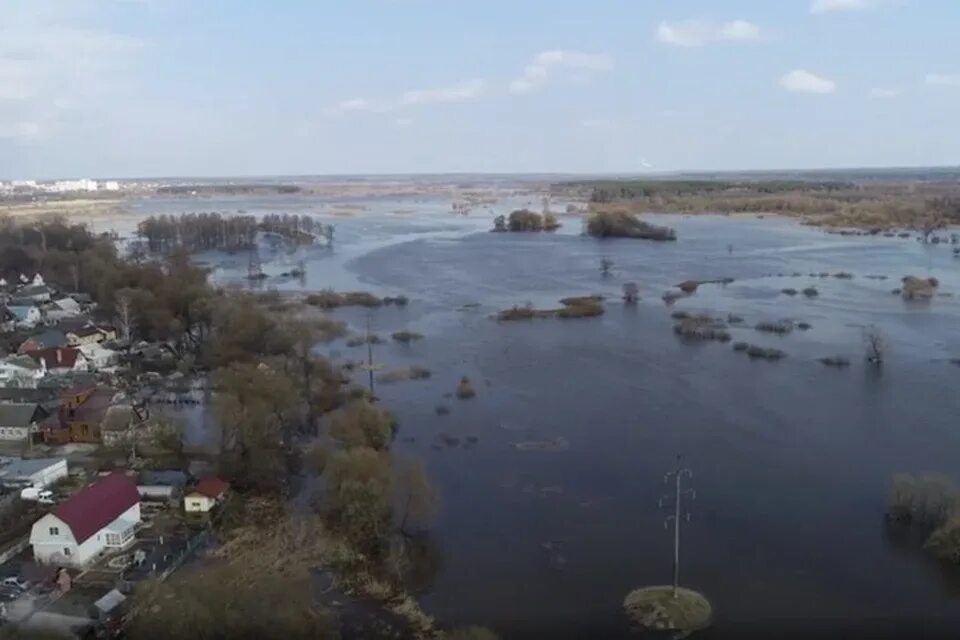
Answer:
157, 183, 301, 195
570, 179, 853, 202
137, 212, 325, 252
556, 178, 960, 229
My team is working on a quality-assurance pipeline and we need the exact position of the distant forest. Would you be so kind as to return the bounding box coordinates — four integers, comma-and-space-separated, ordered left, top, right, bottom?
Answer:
571, 179, 852, 203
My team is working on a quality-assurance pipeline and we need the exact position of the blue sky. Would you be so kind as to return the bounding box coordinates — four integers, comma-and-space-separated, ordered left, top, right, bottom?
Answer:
1, 0, 958, 179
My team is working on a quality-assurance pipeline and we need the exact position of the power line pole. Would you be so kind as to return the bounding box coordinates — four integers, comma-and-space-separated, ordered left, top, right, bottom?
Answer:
660, 455, 695, 598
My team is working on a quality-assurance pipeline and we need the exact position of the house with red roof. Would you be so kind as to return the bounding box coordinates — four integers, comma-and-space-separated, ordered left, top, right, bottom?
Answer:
183, 477, 230, 513
29, 472, 141, 567
26, 347, 88, 375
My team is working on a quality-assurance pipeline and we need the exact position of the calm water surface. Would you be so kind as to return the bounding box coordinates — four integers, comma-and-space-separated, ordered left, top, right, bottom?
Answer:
146, 196, 960, 637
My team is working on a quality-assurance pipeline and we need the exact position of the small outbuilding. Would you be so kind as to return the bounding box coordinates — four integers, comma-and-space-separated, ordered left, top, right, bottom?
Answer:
183, 477, 230, 513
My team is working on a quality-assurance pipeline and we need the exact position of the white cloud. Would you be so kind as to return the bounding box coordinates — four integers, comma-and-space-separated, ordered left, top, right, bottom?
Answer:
779, 69, 836, 94
330, 97, 389, 114
655, 19, 763, 47
869, 87, 899, 98
581, 118, 616, 129
401, 79, 485, 106
810, 0, 872, 14
509, 50, 613, 94
395, 117, 413, 127
0, 2, 145, 138
926, 73, 960, 87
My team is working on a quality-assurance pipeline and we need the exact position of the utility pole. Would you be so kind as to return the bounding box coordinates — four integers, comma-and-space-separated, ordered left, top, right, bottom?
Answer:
660, 455, 695, 598
357, 313, 382, 401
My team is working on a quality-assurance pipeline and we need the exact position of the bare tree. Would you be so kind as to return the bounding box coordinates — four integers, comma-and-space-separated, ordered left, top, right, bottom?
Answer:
115, 288, 136, 343
864, 325, 885, 365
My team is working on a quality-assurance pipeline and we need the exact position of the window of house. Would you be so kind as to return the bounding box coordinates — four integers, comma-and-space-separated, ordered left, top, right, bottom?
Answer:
63, 548, 70, 556
49, 526, 59, 535
191, 501, 202, 509
105, 533, 121, 546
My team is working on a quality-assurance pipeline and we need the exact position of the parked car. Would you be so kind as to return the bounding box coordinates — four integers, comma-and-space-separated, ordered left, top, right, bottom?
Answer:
20, 488, 54, 502
0, 577, 29, 591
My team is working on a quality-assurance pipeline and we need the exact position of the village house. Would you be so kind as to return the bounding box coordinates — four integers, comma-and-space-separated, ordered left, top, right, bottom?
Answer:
37, 386, 136, 445
0, 456, 68, 489
30, 472, 141, 567
65, 326, 108, 347
78, 342, 119, 370
0, 402, 48, 441
8, 304, 42, 329
183, 477, 230, 513
14, 284, 53, 304
27, 347, 88, 375
42, 297, 82, 322
18, 329, 67, 355
0, 355, 47, 388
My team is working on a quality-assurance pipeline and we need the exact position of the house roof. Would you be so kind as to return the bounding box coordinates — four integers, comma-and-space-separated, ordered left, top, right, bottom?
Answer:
23, 330, 67, 350
52, 473, 139, 544
188, 477, 230, 499
8, 305, 38, 321
71, 326, 104, 338
18, 285, 51, 296
3, 355, 43, 371
0, 306, 15, 322
0, 403, 44, 427
0, 456, 65, 482
28, 347, 83, 370
51, 298, 80, 313
0, 387, 56, 404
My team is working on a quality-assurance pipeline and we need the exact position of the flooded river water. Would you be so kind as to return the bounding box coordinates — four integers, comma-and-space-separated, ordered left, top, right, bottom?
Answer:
128, 193, 960, 637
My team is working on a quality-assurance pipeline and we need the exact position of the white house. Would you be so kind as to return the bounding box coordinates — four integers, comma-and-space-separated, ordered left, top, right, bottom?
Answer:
78, 343, 118, 370
183, 477, 230, 513
0, 355, 46, 388
0, 457, 68, 489
43, 298, 82, 322
30, 473, 141, 567
28, 348, 87, 375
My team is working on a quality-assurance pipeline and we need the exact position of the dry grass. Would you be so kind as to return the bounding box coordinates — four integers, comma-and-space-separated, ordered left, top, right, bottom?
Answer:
306, 290, 383, 309
623, 586, 712, 632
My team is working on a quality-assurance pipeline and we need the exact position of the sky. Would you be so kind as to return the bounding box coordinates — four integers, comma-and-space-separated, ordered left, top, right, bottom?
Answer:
1, 0, 958, 179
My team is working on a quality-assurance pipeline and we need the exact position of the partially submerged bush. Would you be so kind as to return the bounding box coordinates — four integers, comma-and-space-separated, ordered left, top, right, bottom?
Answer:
732, 341, 749, 352
493, 209, 561, 233
781, 288, 798, 296
391, 330, 424, 343
346, 334, 383, 347
559, 295, 604, 306
755, 320, 794, 335
901, 275, 939, 300
673, 316, 731, 342
802, 287, 819, 297
797, 322, 812, 330
383, 295, 409, 306
585, 211, 676, 241
834, 272, 854, 279
887, 473, 959, 526
455, 376, 476, 399
819, 356, 851, 367
306, 290, 383, 308
744, 345, 786, 360
925, 516, 960, 563
622, 282, 640, 303
556, 300, 604, 318
378, 366, 432, 384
